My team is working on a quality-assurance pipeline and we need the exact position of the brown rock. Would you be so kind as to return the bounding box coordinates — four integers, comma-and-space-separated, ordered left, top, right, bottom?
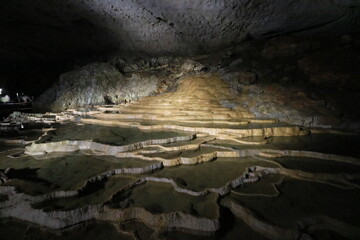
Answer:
238, 72, 257, 85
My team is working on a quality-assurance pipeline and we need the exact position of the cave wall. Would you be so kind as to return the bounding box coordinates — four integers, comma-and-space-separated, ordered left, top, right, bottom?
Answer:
0, 0, 359, 96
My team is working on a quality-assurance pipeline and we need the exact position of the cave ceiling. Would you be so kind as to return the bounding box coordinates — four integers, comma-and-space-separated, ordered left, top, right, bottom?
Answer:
0, 0, 359, 69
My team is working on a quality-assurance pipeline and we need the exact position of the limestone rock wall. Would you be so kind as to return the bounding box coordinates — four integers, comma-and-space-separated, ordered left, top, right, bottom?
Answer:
33, 34, 360, 131
34, 63, 160, 112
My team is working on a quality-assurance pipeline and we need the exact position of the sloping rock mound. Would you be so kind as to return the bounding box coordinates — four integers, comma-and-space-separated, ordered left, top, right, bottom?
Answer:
34, 63, 161, 112
33, 35, 360, 131
33, 57, 211, 112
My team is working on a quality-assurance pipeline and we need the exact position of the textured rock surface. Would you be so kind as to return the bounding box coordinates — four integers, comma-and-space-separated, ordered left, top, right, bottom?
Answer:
33, 34, 360, 131
1, 0, 359, 97
218, 35, 360, 130
1, 0, 359, 65
34, 62, 168, 111
2, 65, 360, 238
1, 115, 360, 239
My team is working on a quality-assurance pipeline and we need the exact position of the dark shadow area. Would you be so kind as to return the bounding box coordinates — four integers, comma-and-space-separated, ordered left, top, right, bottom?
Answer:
4, 168, 50, 185
0, 0, 122, 97
78, 177, 108, 197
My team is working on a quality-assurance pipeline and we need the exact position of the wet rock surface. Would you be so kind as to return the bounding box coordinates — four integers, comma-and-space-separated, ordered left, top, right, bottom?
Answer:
1, 4, 360, 237
1, 72, 360, 239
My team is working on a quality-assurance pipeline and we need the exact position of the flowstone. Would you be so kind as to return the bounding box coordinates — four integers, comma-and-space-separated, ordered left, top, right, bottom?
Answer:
1, 74, 360, 239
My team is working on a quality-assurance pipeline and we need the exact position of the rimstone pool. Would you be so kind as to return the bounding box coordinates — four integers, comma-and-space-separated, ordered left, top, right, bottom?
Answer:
1, 75, 360, 240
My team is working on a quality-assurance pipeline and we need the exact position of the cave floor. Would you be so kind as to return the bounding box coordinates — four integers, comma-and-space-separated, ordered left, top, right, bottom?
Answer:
1, 74, 360, 240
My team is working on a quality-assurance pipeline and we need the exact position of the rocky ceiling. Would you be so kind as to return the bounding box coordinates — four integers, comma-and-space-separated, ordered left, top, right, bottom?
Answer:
1, 0, 359, 66
0, 0, 359, 95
